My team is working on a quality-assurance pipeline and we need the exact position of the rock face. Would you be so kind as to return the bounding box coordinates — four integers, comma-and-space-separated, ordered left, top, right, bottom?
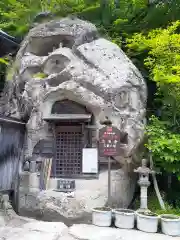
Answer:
18, 169, 136, 224
1, 17, 147, 160
0, 17, 147, 213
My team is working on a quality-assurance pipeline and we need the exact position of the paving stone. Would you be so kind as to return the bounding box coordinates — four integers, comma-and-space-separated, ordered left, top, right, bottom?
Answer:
23, 221, 68, 235
69, 224, 179, 240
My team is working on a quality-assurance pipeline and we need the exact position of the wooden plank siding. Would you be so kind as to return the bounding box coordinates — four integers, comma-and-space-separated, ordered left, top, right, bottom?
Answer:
39, 158, 52, 190
0, 118, 25, 193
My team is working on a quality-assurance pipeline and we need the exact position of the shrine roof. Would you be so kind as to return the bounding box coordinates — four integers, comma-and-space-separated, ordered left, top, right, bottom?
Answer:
0, 30, 20, 57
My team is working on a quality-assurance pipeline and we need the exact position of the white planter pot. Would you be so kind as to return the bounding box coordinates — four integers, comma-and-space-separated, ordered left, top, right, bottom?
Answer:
92, 208, 112, 227
160, 214, 180, 236
136, 211, 159, 233
114, 209, 135, 229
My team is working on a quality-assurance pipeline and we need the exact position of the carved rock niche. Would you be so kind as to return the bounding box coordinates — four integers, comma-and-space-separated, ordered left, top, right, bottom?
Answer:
115, 90, 129, 109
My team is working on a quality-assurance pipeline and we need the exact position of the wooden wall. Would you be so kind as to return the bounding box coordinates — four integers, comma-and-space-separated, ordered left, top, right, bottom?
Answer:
0, 120, 25, 192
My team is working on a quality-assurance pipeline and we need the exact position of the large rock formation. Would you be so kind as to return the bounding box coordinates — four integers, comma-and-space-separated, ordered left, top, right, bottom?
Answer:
1, 17, 147, 162
0, 17, 147, 216
18, 169, 136, 224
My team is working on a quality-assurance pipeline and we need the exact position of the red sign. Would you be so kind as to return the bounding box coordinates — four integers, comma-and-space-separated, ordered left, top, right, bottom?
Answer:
99, 126, 122, 157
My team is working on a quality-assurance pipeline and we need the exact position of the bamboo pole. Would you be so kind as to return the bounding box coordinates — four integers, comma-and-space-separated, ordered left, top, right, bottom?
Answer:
149, 153, 166, 210
108, 156, 111, 207
45, 158, 52, 190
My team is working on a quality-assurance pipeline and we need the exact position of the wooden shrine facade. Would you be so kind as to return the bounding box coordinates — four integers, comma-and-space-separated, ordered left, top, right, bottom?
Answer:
38, 99, 97, 179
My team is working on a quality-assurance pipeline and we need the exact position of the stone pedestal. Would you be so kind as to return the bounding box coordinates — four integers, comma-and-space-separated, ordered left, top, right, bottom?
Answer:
18, 171, 40, 216
20, 171, 39, 191
29, 173, 39, 190
138, 181, 150, 209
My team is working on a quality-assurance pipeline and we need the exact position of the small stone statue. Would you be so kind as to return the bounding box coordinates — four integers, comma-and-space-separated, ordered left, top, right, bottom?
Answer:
23, 160, 30, 171
59, 42, 63, 48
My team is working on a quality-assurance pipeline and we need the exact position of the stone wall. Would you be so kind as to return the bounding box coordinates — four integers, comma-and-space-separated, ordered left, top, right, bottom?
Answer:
18, 169, 136, 223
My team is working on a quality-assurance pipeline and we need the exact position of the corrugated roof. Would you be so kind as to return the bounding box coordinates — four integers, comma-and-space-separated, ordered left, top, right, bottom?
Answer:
0, 30, 19, 57
0, 115, 25, 125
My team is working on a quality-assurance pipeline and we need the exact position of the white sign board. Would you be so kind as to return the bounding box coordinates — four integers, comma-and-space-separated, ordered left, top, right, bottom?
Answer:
82, 148, 98, 173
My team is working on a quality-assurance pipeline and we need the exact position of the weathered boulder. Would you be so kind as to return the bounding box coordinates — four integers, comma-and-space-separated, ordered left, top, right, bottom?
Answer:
1, 17, 147, 162
0, 214, 6, 227
18, 169, 135, 223
0, 17, 147, 212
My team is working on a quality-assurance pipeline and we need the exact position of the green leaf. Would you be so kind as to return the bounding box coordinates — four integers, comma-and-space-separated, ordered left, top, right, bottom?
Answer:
0, 58, 8, 65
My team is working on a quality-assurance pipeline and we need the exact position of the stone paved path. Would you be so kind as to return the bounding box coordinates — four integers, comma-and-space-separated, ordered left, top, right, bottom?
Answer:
70, 224, 180, 240
0, 215, 179, 240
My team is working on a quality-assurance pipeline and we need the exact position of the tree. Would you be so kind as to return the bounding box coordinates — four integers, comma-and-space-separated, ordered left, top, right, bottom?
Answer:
126, 21, 180, 178
127, 21, 180, 117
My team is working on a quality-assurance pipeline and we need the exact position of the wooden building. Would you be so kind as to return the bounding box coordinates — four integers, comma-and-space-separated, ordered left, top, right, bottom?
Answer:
0, 31, 22, 204
0, 30, 19, 57
43, 99, 96, 179
0, 116, 25, 207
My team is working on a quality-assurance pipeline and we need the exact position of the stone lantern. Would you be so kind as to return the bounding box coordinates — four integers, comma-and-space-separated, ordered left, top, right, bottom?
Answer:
134, 159, 154, 210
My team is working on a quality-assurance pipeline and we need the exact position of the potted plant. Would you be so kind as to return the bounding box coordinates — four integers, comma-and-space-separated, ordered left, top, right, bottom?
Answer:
160, 214, 180, 236
92, 207, 112, 227
136, 210, 159, 233
114, 209, 135, 229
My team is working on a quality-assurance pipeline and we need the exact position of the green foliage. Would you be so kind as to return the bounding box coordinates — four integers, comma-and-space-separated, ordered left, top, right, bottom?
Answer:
146, 116, 180, 177
127, 21, 180, 84
127, 21, 180, 177
0, 0, 89, 36
135, 192, 180, 216
0, 58, 8, 65
33, 72, 48, 79
0, 0, 37, 35
78, 5, 101, 24
0, 0, 151, 36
